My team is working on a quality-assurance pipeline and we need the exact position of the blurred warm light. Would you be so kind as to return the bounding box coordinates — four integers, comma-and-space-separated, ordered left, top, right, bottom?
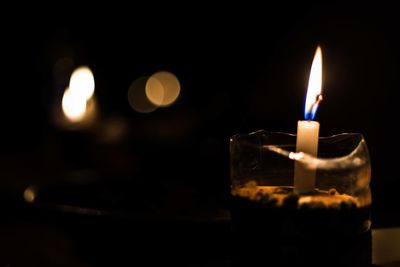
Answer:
62, 87, 87, 122
128, 77, 158, 113
145, 75, 165, 106
83, 96, 98, 124
23, 186, 36, 203
53, 65, 98, 130
98, 116, 128, 144
128, 71, 180, 113
146, 71, 180, 107
69, 66, 95, 100
56, 93, 98, 130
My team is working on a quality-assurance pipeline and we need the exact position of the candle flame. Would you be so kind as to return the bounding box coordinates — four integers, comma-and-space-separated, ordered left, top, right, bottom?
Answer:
304, 46, 323, 120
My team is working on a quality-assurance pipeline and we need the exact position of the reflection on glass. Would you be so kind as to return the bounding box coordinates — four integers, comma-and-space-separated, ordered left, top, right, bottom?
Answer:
229, 130, 372, 267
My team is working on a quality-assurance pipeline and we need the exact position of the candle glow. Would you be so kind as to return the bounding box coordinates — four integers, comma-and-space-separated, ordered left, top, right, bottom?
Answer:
304, 46, 323, 120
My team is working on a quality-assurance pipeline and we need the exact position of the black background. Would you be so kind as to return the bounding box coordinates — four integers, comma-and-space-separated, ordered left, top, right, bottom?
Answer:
1, 2, 399, 266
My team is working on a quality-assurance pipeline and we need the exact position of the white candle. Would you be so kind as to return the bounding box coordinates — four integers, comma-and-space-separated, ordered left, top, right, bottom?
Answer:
294, 120, 319, 193
294, 46, 323, 194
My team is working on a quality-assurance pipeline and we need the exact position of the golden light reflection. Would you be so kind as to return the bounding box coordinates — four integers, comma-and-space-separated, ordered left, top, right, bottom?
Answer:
146, 71, 180, 107
62, 87, 87, 122
128, 77, 158, 113
69, 66, 95, 100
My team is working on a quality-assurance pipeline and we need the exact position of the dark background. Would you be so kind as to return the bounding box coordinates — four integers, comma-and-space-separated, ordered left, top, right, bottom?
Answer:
1, 3, 399, 266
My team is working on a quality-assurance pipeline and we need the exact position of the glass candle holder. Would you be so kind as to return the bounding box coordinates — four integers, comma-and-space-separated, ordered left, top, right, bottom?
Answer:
229, 130, 371, 267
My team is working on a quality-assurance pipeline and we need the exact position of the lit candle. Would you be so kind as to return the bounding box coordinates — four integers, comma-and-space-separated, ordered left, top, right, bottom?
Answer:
294, 46, 323, 194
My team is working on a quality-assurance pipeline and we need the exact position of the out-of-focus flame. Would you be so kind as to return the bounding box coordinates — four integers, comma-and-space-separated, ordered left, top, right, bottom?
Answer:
61, 66, 97, 126
62, 87, 87, 122
304, 46, 323, 120
69, 66, 95, 100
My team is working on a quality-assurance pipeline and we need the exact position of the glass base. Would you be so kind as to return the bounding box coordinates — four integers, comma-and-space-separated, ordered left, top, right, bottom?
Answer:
230, 187, 372, 267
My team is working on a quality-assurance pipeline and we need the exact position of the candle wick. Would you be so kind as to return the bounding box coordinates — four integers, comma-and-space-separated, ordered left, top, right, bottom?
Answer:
307, 94, 323, 120
317, 94, 323, 103
314, 94, 323, 107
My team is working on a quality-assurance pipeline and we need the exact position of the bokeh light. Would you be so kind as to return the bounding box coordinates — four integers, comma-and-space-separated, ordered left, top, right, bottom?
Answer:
128, 77, 158, 113
146, 71, 180, 107
62, 87, 87, 122
145, 75, 165, 106
69, 66, 95, 100
58, 65, 98, 127
23, 186, 36, 203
